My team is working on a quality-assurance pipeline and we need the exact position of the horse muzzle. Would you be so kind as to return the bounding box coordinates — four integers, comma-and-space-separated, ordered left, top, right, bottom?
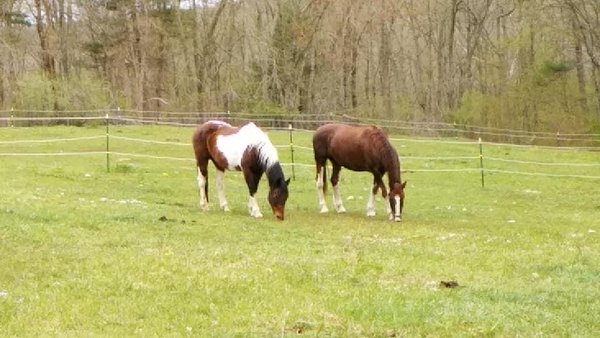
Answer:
272, 207, 285, 221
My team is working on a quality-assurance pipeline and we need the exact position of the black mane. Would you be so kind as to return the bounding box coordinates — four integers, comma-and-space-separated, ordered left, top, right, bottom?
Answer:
266, 162, 287, 188
369, 129, 401, 184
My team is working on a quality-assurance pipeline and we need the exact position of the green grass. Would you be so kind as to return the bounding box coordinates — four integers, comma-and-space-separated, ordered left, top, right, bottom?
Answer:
1, 125, 599, 336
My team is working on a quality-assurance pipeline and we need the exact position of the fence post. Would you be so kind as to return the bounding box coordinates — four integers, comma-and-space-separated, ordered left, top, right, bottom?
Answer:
106, 113, 110, 173
556, 131, 560, 147
288, 123, 296, 180
478, 137, 485, 188
10, 107, 14, 127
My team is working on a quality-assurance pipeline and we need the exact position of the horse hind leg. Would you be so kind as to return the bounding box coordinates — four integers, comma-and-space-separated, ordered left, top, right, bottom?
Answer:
197, 166, 209, 211
315, 162, 329, 213
193, 126, 212, 211
215, 170, 230, 211
330, 163, 346, 213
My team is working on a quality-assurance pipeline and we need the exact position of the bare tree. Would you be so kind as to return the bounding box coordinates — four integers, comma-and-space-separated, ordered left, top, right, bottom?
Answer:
33, 0, 60, 109
565, 0, 600, 117
1, 0, 598, 133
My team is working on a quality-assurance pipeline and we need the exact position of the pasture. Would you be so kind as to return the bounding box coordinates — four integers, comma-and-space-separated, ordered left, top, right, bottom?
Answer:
1, 124, 599, 336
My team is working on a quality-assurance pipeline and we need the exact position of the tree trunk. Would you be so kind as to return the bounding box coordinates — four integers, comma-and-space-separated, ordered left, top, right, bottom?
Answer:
574, 35, 587, 112
350, 36, 358, 110
364, 27, 373, 108
58, 0, 70, 77
194, 0, 227, 111
446, 0, 459, 110
128, 6, 145, 111
34, 0, 59, 110
0, 57, 4, 107
593, 65, 600, 118
379, 18, 392, 117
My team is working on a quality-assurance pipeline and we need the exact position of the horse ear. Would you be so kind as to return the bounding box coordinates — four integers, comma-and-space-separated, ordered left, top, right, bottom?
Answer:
285, 178, 291, 186
402, 181, 407, 189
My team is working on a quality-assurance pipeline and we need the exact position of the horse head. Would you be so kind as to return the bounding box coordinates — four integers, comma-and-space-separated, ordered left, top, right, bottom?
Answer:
268, 177, 290, 220
388, 181, 407, 222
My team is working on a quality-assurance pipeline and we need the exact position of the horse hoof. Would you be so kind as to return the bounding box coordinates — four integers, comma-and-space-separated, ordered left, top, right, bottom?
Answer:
319, 207, 329, 213
366, 211, 376, 217
394, 217, 402, 222
336, 206, 346, 213
221, 205, 230, 212
250, 209, 263, 218
200, 204, 209, 211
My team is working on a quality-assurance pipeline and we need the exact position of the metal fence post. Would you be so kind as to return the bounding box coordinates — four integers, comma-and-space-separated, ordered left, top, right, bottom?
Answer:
106, 113, 110, 173
479, 137, 485, 188
289, 123, 296, 180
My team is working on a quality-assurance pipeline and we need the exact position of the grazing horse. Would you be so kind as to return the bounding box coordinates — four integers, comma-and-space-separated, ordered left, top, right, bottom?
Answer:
312, 123, 406, 221
192, 120, 290, 220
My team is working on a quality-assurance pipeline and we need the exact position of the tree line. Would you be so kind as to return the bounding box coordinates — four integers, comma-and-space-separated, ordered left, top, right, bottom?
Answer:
1, 0, 600, 134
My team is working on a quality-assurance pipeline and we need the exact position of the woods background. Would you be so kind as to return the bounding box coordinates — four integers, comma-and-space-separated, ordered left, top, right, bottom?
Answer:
1, 0, 600, 134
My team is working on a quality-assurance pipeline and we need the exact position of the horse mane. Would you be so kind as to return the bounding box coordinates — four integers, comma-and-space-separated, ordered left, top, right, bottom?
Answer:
368, 127, 401, 183
266, 161, 286, 186
206, 120, 232, 128
241, 123, 279, 170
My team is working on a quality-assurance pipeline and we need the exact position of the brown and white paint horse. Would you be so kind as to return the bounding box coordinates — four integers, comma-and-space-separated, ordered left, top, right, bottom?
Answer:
312, 123, 406, 221
192, 120, 290, 220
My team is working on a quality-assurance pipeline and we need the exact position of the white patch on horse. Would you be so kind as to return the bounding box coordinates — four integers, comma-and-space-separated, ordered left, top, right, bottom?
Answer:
394, 195, 401, 221
316, 167, 328, 213
366, 189, 376, 217
216, 122, 278, 170
332, 184, 346, 213
247, 194, 263, 218
215, 170, 229, 211
197, 167, 208, 210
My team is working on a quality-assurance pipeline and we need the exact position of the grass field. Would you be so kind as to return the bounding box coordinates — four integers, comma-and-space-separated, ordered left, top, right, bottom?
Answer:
1, 124, 599, 336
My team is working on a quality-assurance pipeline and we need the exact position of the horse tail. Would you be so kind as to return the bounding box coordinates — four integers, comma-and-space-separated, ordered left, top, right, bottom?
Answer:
323, 162, 328, 194
317, 161, 327, 195
313, 128, 326, 195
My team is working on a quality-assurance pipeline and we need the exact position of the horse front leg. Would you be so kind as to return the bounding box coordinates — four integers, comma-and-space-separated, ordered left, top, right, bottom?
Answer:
366, 176, 381, 217
376, 176, 394, 220
316, 163, 328, 213
331, 163, 346, 213
243, 168, 263, 218
215, 170, 230, 211
197, 166, 209, 211
367, 175, 386, 217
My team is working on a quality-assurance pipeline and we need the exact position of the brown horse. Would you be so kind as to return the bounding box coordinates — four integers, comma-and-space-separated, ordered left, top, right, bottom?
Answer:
312, 123, 406, 221
192, 120, 290, 220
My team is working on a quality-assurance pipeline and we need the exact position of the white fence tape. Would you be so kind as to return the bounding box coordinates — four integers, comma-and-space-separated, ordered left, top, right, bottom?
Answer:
1, 115, 599, 179
485, 156, 600, 167
109, 152, 194, 162
0, 135, 105, 144
109, 135, 189, 146
0, 151, 106, 156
